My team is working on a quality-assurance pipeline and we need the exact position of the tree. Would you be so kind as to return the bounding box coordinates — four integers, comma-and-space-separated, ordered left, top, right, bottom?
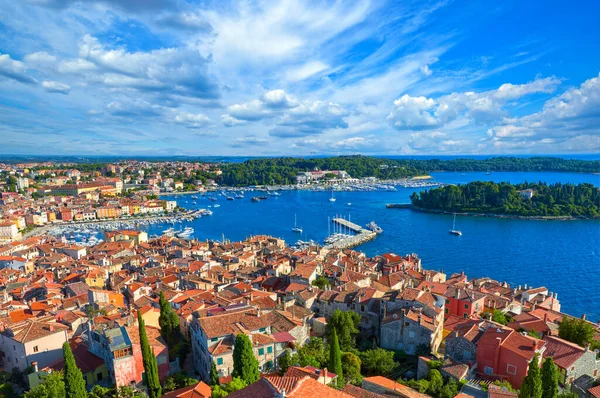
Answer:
278, 349, 292, 375
210, 360, 220, 386
213, 377, 247, 398
328, 329, 344, 389
341, 352, 362, 386
488, 309, 508, 325
63, 342, 87, 398
327, 310, 360, 352
427, 369, 444, 397
541, 358, 559, 398
232, 334, 260, 385
138, 311, 162, 398
558, 317, 595, 347
440, 378, 459, 398
24, 371, 65, 398
159, 292, 181, 346
89, 385, 112, 398
519, 354, 542, 398
359, 348, 396, 376
163, 373, 198, 393
311, 275, 330, 289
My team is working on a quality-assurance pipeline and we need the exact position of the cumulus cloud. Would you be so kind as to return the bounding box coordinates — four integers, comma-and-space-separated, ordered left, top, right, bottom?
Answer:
223, 90, 349, 137
388, 76, 561, 131
0, 53, 37, 84
76, 34, 220, 99
42, 80, 70, 94
173, 112, 211, 128
487, 73, 600, 151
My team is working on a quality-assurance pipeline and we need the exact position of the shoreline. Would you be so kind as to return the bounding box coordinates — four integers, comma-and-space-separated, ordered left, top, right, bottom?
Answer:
408, 206, 600, 221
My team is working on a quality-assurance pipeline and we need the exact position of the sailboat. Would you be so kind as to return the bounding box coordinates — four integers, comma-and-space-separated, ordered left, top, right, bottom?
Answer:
329, 188, 336, 202
449, 213, 462, 236
292, 214, 303, 233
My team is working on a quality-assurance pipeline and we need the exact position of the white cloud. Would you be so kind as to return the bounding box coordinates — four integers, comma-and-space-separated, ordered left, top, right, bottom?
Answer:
487, 73, 600, 151
173, 112, 210, 127
230, 135, 269, 147
388, 76, 562, 131
0, 53, 37, 84
285, 61, 329, 81
420, 64, 432, 76
42, 80, 70, 94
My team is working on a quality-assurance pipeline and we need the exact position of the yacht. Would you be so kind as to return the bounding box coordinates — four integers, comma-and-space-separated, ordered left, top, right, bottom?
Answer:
329, 188, 336, 202
251, 197, 260, 202
292, 214, 303, 233
213, 204, 221, 208
449, 213, 462, 236
347, 202, 352, 206
366, 221, 383, 234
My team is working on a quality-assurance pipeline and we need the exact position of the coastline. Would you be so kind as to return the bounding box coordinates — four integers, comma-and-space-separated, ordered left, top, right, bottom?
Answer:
408, 206, 600, 221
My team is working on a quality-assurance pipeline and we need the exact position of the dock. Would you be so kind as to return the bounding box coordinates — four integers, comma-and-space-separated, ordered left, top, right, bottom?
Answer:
324, 218, 377, 249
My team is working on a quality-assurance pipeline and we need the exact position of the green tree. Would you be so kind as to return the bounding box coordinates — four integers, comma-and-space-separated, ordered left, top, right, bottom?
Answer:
427, 369, 444, 397
24, 371, 65, 398
311, 275, 330, 289
278, 349, 292, 375
489, 309, 508, 325
163, 373, 198, 393
138, 311, 162, 398
89, 385, 112, 398
519, 354, 542, 398
541, 358, 559, 398
328, 329, 344, 389
232, 334, 260, 385
210, 360, 220, 386
440, 378, 459, 398
341, 352, 362, 386
359, 348, 396, 376
327, 310, 361, 352
558, 317, 595, 347
159, 292, 181, 346
63, 342, 87, 398
491, 380, 516, 392
213, 377, 247, 397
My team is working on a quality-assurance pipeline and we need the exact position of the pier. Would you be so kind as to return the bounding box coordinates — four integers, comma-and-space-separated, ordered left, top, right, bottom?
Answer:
324, 217, 377, 249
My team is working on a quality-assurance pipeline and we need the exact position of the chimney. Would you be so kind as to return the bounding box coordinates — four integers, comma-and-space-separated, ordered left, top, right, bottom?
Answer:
585, 343, 591, 352
323, 368, 328, 384
49, 324, 55, 332
32, 361, 38, 373
532, 340, 537, 350
544, 313, 548, 322
581, 314, 586, 321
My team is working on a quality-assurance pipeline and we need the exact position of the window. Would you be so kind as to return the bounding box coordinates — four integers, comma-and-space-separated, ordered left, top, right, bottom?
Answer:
484, 366, 494, 376
15, 358, 18, 364
463, 313, 468, 318
475, 303, 479, 310
361, 305, 365, 312
445, 299, 450, 304
211, 337, 218, 342
217, 358, 223, 365
445, 308, 449, 314
13, 346, 15, 351
33, 346, 39, 353
113, 347, 133, 358
258, 348, 265, 355
464, 304, 469, 309
97, 373, 103, 381
409, 331, 415, 338
507, 364, 517, 375
259, 328, 266, 333
267, 346, 273, 354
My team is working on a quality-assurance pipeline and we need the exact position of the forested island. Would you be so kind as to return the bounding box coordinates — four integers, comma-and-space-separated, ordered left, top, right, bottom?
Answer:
218, 156, 599, 186
410, 181, 600, 218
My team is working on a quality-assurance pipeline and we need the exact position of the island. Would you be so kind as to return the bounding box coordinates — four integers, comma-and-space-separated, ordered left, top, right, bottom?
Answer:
409, 181, 600, 219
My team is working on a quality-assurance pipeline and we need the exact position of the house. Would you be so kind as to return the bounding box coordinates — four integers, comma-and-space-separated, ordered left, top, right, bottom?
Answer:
161, 381, 212, 398
0, 319, 69, 371
362, 376, 430, 397
28, 337, 108, 389
444, 287, 486, 319
88, 324, 169, 387
476, 325, 546, 388
227, 375, 351, 397
284, 365, 338, 385
542, 335, 600, 386
380, 307, 443, 355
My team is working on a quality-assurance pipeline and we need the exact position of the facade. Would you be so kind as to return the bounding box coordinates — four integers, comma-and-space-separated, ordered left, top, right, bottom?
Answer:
380, 307, 443, 355
542, 336, 600, 386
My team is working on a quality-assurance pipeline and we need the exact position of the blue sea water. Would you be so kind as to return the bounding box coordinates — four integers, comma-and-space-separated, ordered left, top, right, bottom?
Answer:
154, 171, 600, 322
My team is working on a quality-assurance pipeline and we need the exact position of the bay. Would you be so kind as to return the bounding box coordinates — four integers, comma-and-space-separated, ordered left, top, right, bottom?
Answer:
153, 171, 600, 322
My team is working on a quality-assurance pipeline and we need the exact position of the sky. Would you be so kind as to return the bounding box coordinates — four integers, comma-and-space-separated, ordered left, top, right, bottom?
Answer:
0, 0, 599, 156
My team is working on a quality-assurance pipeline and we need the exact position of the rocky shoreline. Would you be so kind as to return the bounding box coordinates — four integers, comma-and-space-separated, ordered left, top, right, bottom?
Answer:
408, 206, 599, 220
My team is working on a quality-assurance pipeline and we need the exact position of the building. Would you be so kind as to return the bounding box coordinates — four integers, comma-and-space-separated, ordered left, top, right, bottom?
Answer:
380, 307, 443, 355
0, 221, 20, 241
227, 375, 351, 397
475, 325, 545, 388
88, 324, 169, 387
162, 381, 212, 398
0, 319, 70, 371
542, 335, 600, 386
444, 287, 486, 319
362, 376, 430, 397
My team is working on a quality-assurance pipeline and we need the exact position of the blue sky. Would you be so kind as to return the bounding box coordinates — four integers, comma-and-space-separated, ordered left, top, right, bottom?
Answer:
0, 0, 598, 156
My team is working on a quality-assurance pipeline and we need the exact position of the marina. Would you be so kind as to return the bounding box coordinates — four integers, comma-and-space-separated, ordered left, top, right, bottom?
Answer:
324, 217, 377, 249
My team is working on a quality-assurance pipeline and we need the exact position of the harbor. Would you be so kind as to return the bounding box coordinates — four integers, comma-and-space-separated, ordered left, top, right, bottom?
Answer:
324, 217, 378, 249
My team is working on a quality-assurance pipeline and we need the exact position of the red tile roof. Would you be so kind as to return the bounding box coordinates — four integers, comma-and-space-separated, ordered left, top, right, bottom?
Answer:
542, 335, 585, 370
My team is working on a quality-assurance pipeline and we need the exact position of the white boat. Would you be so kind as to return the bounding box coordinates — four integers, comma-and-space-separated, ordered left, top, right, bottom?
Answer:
347, 202, 352, 206
449, 213, 462, 236
329, 188, 336, 202
292, 214, 303, 233
366, 221, 383, 234
213, 204, 221, 208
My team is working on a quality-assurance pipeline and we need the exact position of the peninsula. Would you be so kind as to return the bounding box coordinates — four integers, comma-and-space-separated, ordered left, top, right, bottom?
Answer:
410, 181, 600, 219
